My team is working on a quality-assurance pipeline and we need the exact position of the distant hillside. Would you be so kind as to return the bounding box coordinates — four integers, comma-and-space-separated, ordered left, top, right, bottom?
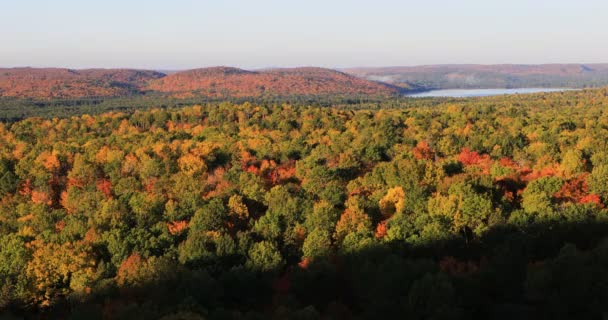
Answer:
0, 67, 399, 100
344, 64, 608, 90
146, 67, 400, 98
11, 64, 607, 99
0, 68, 165, 99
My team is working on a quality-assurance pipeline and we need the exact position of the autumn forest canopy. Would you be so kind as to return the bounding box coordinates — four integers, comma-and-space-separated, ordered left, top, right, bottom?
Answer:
5, 0, 608, 317
0, 84, 607, 319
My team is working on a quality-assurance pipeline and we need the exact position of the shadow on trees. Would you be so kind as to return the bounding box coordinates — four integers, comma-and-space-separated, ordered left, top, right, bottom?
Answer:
0, 94, 407, 123
4, 219, 608, 320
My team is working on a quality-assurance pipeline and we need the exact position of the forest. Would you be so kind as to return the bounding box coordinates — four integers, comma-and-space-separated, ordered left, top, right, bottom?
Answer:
0, 67, 398, 101
2, 88, 608, 319
345, 64, 608, 90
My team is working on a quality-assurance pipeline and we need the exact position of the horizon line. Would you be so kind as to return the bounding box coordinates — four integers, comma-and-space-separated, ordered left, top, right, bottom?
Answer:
2, 62, 608, 72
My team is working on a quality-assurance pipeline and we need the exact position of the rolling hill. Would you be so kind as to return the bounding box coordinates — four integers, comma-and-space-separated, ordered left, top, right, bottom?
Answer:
146, 66, 400, 97
0, 68, 164, 99
344, 64, 608, 90
0, 67, 400, 100
6, 64, 608, 100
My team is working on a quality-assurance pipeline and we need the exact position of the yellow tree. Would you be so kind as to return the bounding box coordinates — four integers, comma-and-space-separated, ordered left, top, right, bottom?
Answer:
25, 241, 96, 307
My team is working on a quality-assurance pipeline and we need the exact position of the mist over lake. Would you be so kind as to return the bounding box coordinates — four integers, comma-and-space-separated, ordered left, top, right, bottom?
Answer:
406, 88, 573, 98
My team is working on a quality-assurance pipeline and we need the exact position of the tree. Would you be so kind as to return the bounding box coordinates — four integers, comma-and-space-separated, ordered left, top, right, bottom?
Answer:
190, 198, 228, 232
178, 231, 215, 266
178, 153, 207, 176
25, 241, 96, 306
588, 164, 608, 202
379, 186, 406, 217
302, 228, 332, 259
246, 241, 284, 272
0, 234, 27, 280
264, 185, 305, 227
559, 149, 584, 178
522, 176, 563, 217
238, 172, 266, 203
227, 194, 249, 230
0, 160, 18, 196
304, 200, 340, 234
67, 153, 96, 188
253, 210, 284, 240
116, 254, 174, 289
0, 234, 28, 305
334, 207, 372, 243
428, 182, 494, 238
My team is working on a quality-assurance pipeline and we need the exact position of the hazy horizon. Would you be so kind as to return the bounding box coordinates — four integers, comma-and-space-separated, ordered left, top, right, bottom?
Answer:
3, 0, 608, 69
3, 62, 608, 72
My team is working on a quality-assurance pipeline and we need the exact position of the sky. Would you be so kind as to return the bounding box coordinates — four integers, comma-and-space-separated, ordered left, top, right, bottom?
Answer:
1, 0, 608, 69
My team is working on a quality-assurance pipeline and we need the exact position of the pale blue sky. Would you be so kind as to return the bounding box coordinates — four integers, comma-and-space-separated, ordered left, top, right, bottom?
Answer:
1, 0, 607, 69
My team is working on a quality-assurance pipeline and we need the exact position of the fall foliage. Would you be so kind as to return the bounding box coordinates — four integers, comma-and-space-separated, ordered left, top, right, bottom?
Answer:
0, 68, 163, 99
147, 67, 399, 98
1, 87, 608, 319
0, 66, 399, 100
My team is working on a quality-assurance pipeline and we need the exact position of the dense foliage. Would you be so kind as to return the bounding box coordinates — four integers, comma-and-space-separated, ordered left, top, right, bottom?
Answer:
0, 67, 398, 101
147, 67, 399, 98
2, 88, 608, 319
0, 94, 395, 122
0, 68, 163, 99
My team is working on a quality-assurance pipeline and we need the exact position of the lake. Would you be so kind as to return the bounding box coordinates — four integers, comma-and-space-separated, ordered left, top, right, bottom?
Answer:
406, 88, 572, 98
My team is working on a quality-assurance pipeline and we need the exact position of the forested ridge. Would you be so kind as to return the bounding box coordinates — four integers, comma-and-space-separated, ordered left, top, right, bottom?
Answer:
0, 67, 398, 101
2, 88, 608, 319
147, 67, 399, 98
345, 64, 608, 90
0, 68, 164, 99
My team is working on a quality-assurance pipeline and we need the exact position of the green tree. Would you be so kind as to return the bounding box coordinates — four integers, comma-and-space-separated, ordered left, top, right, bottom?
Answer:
588, 164, 608, 202
304, 200, 340, 234
302, 228, 332, 259
190, 198, 228, 232
522, 176, 563, 217
246, 241, 284, 272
